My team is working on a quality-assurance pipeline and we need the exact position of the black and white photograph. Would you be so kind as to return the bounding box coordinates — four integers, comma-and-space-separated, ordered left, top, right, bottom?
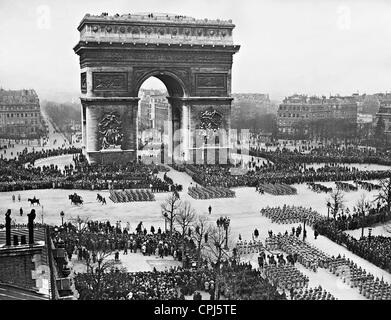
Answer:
0, 0, 391, 311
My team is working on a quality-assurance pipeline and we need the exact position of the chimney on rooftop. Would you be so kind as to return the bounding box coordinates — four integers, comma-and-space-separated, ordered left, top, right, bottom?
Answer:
13, 235, 19, 246
28, 209, 36, 244
5, 209, 11, 246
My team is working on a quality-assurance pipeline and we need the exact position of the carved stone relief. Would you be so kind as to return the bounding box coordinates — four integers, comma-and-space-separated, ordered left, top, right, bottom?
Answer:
81, 72, 87, 93
98, 111, 123, 150
92, 72, 128, 92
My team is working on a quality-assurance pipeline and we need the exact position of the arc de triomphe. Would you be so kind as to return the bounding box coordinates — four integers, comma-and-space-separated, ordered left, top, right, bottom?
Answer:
74, 13, 240, 164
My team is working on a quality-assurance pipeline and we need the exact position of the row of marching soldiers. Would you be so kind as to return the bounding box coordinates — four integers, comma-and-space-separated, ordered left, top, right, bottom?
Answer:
234, 239, 264, 256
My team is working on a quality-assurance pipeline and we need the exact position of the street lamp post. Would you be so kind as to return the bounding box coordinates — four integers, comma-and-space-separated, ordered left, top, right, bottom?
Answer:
224, 218, 230, 250
327, 201, 331, 220
368, 228, 372, 245
60, 211, 65, 226
164, 212, 168, 233
361, 214, 365, 239
360, 202, 370, 239
303, 216, 307, 241
77, 215, 81, 232
217, 217, 230, 250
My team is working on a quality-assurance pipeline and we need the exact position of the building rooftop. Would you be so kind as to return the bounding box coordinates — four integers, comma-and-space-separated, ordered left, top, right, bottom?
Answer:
282, 94, 358, 105
0, 226, 46, 247
80, 12, 234, 26
0, 89, 39, 104
0, 283, 49, 300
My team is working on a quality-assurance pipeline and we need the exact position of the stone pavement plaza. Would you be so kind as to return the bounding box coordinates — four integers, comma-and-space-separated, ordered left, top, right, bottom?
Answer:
1, 161, 391, 299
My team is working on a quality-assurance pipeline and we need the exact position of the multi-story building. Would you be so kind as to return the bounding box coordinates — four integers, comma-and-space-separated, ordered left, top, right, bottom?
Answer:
138, 89, 169, 146
277, 94, 358, 136
138, 89, 168, 126
375, 93, 391, 136
150, 94, 169, 131
0, 224, 78, 300
231, 93, 278, 133
0, 89, 44, 139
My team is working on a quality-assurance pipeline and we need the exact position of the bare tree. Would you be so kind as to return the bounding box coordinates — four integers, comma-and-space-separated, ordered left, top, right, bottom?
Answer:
355, 194, 371, 238
175, 201, 196, 258
77, 231, 117, 299
69, 215, 91, 233
161, 193, 181, 235
204, 221, 232, 300
327, 188, 345, 220
356, 194, 370, 215
375, 178, 391, 212
191, 215, 210, 267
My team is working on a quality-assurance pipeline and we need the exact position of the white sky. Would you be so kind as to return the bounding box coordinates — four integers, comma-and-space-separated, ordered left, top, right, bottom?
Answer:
0, 0, 391, 101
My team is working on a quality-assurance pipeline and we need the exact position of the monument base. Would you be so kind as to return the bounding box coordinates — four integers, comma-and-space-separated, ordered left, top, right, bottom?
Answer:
87, 150, 136, 165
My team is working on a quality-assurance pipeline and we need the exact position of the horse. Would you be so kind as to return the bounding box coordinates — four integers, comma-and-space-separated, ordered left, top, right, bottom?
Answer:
69, 194, 83, 206
28, 198, 40, 206
97, 193, 106, 205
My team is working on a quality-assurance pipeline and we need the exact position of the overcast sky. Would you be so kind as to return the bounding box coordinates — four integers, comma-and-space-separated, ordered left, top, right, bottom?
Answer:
0, 0, 391, 101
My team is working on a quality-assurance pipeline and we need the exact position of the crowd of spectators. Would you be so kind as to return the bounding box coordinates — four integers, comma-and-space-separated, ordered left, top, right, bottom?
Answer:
0, 148, 182, 192
74, 261, 286, 300
331, 206, 391, 231
250, 145, 391, 166
51, 220, 199, 268
185, 162, 389, 189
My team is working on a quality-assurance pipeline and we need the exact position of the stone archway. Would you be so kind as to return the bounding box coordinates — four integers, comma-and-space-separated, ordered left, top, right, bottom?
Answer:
74, 13, 240, 164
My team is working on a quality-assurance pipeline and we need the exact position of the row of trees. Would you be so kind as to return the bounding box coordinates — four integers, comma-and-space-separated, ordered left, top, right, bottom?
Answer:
41, 100, 81, 140
326, 178, 391, 232
161, 194, 234, 299
288, 118, 357, 142
160, 194, 232, 270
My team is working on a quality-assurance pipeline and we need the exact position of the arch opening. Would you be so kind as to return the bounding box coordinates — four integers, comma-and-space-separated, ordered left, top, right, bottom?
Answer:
137, 75, 184, 163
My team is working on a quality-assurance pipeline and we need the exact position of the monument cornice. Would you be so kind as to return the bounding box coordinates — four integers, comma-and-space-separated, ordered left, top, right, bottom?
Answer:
80, 97, 140, 105
167, 96, 234, 102
73, 41, 240, 54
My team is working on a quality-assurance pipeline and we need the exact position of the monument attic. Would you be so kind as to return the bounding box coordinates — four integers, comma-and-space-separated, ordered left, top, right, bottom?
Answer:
73, 12, 240, 164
